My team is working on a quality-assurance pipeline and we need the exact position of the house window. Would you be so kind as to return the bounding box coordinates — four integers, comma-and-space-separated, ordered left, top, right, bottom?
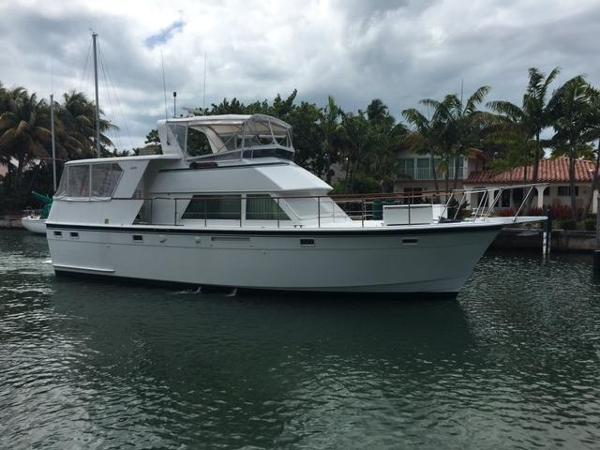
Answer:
557, 186, 579, 197
398, 159, 415, 178
182, 195, 241, 220
448, 158, 465, 180
246, 195, 289, 220
500, 190, 511, 207
416, 159, 431, 180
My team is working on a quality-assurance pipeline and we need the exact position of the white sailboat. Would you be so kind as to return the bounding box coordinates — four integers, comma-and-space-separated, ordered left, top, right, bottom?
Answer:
20, 94, 56, 235
24, 33, 103, 235
22, 212, 48, 234
45, 113, 544, 294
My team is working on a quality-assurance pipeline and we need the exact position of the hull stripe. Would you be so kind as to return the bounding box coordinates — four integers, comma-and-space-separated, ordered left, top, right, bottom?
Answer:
45, 222, 504, 237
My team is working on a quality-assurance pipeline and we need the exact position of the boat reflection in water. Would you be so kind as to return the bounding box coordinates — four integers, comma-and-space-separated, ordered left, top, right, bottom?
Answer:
39, 277, 476, 446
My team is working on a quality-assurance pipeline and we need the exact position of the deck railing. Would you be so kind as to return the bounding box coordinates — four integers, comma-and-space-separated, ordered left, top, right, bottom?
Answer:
124, 184, 546, 228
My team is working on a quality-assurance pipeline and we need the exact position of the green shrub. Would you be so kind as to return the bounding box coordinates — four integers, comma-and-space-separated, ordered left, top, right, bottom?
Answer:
584, 217, 596, 231
556, 219, 577, 230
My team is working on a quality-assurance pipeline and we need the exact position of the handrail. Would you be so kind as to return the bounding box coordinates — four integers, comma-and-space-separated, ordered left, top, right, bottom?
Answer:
114, 183, 548, 228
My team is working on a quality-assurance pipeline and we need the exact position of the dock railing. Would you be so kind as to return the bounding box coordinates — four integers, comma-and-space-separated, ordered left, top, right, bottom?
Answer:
128, 184, 546, 228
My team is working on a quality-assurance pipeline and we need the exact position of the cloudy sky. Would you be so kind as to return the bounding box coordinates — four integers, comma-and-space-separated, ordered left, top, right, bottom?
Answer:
1, 0, 599, 149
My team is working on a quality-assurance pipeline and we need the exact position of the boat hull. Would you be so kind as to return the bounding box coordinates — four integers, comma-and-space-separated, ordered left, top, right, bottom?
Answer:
46, 224, 502, 294
22, 217, 47, 234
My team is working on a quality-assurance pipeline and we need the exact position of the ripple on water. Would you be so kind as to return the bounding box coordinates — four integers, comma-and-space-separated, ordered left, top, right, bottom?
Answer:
1, 232, 600, 449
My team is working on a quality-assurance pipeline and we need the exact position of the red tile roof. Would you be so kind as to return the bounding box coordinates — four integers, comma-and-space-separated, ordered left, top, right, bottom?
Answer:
465, 157, 597, 185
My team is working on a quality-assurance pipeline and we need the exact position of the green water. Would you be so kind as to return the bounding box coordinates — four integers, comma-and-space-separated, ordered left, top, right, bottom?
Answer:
1, 230, 600, 449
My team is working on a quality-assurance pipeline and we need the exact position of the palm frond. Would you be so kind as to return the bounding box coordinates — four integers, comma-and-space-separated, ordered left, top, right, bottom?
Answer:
486, 100, 524, 121
465, 86, 490, 113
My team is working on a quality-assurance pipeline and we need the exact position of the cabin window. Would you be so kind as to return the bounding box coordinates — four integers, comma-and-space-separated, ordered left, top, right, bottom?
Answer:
246, 195, 289, 220
56, 163, 122, 198
241, 148, 294, 160
187, 127, 212, 157
66, 165, 90, 197
91, 163, 123, 197
55, 168, 69, 196
170, 124, 187, 151
182, 195, 242, 220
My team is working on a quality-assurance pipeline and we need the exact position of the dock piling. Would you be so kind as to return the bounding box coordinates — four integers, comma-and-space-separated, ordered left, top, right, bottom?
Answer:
594, 197, 600, 274
543, 207, 552, 257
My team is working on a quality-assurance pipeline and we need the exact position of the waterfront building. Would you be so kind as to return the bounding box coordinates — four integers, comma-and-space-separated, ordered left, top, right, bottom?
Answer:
394, 150, 598, 213
464, 157, 599, 213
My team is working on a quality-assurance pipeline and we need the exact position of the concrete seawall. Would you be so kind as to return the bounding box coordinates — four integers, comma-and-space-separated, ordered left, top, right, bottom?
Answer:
491, 228, 596, 253
0, 215, 24, 229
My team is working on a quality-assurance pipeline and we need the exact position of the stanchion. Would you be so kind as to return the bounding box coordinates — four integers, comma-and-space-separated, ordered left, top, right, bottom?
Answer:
542, 207, 552, 257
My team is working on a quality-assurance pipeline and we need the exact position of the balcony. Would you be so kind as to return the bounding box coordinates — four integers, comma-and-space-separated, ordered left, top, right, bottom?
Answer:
398, 158, 465, 181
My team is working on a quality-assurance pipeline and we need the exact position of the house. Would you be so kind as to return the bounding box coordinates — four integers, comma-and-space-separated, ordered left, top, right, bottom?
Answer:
394, 150, 598, 213
393, 149, 487, 200
464, 157, 598, 213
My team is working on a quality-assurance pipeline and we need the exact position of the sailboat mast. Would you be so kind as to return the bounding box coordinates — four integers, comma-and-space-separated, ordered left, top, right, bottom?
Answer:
50, 94, 56, 192
92, 32, 100, 157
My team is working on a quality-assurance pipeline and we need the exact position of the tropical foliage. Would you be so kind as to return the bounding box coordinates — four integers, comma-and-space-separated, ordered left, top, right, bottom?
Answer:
0, 84, 114, 212
180, 91, 408, 192
3, 66, 600, 221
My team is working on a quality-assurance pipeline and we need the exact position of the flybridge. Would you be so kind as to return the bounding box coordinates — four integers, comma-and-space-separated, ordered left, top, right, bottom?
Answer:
157, 114, 295, 161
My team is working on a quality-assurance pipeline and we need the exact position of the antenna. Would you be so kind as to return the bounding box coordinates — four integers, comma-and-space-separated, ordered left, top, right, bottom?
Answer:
49, 59, 57, 192
203, 52, 207, 109
92, 32, 100, 157
161, 51, 168, 120
50, 94, 57, 192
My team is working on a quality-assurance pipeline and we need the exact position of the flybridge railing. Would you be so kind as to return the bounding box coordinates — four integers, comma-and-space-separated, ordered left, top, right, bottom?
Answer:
442, 183, 547, 223
131, 191, 454, 228
126, 184, 545, 228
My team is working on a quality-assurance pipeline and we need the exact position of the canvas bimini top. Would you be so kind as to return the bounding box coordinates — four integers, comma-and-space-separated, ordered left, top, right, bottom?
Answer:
157, 114, 294, 161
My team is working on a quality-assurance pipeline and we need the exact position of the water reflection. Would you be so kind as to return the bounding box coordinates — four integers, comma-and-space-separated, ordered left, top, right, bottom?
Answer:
46, 280, 477, 448
2, 231, 600, 449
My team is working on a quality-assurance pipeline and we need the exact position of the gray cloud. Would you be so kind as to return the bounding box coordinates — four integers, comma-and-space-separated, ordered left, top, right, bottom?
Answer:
1, 0, 598, 149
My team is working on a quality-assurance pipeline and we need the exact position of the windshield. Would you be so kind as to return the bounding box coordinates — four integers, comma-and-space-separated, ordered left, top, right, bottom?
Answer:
170, 115, 294, 159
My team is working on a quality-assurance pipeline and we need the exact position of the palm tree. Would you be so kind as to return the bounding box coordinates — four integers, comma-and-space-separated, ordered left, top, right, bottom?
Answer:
487, 67, 560, 184
0, 87, 52, 193
0, 83, 8, 112
365, 99, 406, 192
546, 75, 595, 217
338, 112, 370, 190
423, 94, 461, 193
320, 96, 343, 183
486, 100, 534, 184
451, 86, 491, 187
526, 67, 561, 183
60, 91, 115, 158
582, 88, 600, 214
402, 107, 441, 194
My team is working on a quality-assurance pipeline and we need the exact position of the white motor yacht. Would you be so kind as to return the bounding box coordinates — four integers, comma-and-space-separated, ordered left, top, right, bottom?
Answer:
46, 114, 542, 294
